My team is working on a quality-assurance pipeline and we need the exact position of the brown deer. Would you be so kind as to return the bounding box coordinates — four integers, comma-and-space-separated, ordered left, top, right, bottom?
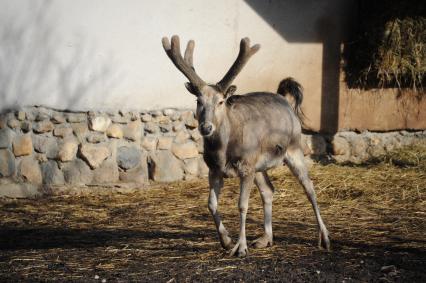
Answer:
162, 35, 330, 257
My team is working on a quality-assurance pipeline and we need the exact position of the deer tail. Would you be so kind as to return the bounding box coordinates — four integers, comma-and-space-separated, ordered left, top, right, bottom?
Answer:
277, 77, 305, 123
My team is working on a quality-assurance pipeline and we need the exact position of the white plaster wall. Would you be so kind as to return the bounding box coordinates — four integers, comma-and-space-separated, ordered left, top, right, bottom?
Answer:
0, 0, 350, 121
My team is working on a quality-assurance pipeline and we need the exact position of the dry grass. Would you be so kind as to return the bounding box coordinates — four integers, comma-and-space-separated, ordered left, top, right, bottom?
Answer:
0, 146, 425, 282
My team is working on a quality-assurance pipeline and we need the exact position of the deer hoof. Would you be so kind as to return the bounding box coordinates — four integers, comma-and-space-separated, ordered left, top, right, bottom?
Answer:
252, 234, 273, 249
318, 229, 331, 251
220, 234, 233, 250
229, 240, 248, 257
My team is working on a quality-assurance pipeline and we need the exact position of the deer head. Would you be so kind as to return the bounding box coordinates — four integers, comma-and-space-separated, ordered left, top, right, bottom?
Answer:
162, 35, 260, 136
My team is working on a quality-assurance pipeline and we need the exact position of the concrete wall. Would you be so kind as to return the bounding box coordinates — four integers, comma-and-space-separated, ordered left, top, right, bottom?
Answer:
0, 0, 424, 133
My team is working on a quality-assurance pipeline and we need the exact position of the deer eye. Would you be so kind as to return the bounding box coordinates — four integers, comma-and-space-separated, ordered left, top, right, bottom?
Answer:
218, 101, 224, 106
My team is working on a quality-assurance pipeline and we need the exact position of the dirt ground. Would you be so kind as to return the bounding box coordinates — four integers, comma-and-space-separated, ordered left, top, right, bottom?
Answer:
0, 147, 425, 282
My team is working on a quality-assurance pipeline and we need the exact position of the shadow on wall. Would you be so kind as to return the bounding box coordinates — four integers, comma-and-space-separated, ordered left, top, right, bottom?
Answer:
0, 0, 120, 113
244, 0, 357, 134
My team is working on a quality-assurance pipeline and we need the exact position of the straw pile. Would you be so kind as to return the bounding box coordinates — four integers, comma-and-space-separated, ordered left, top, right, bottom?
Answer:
0, 145, 425, 281
345, 0, 426, 94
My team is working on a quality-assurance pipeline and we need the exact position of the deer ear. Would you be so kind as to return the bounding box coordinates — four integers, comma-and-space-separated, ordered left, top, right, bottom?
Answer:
185, 82, 200, 96
225, 85, 237, 98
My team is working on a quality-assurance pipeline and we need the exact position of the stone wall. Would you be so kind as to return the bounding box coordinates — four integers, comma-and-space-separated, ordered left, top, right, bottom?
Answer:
0, 106, 425, 196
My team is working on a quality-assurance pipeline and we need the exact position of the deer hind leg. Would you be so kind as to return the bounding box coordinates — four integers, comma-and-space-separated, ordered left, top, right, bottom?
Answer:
284, 147, 331, 250
208, 170, 233, 250
252, 171, 274, 248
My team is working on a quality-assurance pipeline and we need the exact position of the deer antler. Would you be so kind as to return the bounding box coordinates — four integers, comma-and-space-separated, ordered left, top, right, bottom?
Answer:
217, 38, 260, 92
162, 35, 206, 90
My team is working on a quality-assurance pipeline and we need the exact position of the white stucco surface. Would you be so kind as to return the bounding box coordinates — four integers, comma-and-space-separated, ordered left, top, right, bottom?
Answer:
1, 0, 342, 112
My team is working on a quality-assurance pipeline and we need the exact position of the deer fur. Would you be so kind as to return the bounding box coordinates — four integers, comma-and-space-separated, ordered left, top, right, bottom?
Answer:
162, 35, 330, 257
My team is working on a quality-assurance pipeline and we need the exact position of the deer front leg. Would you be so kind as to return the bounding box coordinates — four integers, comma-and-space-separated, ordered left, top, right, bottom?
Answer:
208, 170, 233, 250
253, 171, 274, 248
230, 172, 255, 257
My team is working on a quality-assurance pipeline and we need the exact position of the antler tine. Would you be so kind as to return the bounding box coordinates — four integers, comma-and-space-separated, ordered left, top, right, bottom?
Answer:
184, 40, 195, 70
162, 35, 205, 89
217, 37, 260, 92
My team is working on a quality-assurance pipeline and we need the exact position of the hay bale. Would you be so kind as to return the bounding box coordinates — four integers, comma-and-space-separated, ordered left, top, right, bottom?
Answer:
344, 0, 426, 94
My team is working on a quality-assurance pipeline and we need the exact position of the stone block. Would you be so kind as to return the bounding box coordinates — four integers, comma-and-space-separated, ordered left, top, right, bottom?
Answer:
92, 158, 119, 183
141, 137, 157, 151
117, 146, 141, 170
106, 124, 123, 139
89, 116, 112, 132
86, 132, 107, 143
33, 120, 54, 133
53, 126, 73, 138
66, 113, 87, 123
181, 111, 198, 129
149, 151, 183, 182
157, 136, 173, 150
13, 134, 32, 156
0, 127, 15, 149
171, 141, 199, 159
62, 159, 93, 185
123, 120, 142, 141
57, 139, 78, 162
0, 149, 15, 177
41, 160, 65, 185
19, 157, 42, 184
79, 144, 110, 169
32, 135, 58, 159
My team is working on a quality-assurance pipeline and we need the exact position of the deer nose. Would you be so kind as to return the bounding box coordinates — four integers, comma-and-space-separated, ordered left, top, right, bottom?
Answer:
199, 123, 213, 136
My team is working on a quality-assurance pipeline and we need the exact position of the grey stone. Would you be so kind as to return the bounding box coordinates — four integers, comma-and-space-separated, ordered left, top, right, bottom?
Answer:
71, 123, 88, 141
106, 124, 123, 139
66, 113, 87, 123
111, 115, 129, 124
150, 110, 163, 117
144, 122, 158, 134
117, 146, 141, 170
79, 144, 110, 169
141, 137, 157, 151
89, 116, 112, 132
332, 136, 350, 155
92, 158, 119, 183
181, 111, 198, 129
7, 119, 20, 129
141, 113, 152, 122
32, 135, 58, 159
51, 113, 66, 124
190, 129, 202, 141
0, 179, 41, 198
149, 151, 183, 182
198, 157, 209, 177
35, 112, 50, 121
119, 152, 148, 183
62, 159, 93, 185
129, 111, 140, 121
0, 127, 15, 149
21, 121, 32, 133
57, 139, 79, 162
163, 108, 176, 116
18, 157, 42, 184
172, 121, 185, 132
53, 126, 73, 138
159, 123, 172, 133
33, 120, 54, 133
0, 149, 15, 177
157, 136, 173, 150
123, 120, 142, 141
86, 132, 107, 143
183, 158, 199, 175
174, 130, 191, 144
41, 160, 65, 185
12, 134, 32, 157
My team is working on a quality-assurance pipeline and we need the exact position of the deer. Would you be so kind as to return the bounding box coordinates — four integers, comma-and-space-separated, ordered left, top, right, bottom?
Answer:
162, 35, 330, 257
